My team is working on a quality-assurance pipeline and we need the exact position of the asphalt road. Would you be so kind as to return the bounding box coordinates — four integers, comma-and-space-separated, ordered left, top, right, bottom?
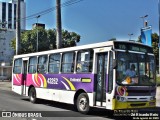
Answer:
0, 88, 114, 120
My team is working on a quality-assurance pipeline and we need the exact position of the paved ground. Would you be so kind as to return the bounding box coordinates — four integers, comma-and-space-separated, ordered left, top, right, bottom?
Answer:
0, 80, 160, 107
0, 80, 12, 91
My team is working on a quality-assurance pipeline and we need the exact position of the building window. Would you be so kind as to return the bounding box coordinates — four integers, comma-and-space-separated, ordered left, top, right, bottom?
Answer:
8, 3, 12, 29
76, 49, 93, 73
49, 53, 61, 73
2, 2, 6, 28
28, 57, 37, 74
62, 52, 75, 73
14, 4, 16, 29
13, 58, 22, 74
37, 55, 48, 73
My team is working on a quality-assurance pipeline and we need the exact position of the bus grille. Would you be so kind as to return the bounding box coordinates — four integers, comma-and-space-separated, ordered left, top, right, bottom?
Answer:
130, 103, 146, 107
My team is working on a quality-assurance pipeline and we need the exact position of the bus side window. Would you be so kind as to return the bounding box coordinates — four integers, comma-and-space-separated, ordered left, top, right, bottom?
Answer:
13, 58, 22, 74
28, 57, 37, 74
49, 53, 60, 73
76, 49, 93, 73
62, 52, 75, 73
38, 55, 48, 74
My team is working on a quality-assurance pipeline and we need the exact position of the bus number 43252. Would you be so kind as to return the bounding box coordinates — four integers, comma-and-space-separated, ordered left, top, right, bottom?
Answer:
47, 78, 58, 84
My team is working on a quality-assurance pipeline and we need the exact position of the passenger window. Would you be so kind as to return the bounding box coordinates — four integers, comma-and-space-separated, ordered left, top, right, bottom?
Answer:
76, 49, 93, 73
28, 57, 37, 74
49, 53, 60, 73
13, 58, 22, 74
62, 52, 75, 73
38, 55, 48, 73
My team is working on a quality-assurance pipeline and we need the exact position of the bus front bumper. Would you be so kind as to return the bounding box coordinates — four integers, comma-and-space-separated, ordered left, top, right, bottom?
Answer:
112, 99, 156, 110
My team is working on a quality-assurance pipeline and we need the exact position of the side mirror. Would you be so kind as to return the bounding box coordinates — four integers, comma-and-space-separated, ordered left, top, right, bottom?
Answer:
113, 59, 117, 69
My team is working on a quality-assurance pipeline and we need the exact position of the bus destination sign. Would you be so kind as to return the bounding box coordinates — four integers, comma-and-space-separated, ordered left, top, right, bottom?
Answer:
114, 42, 152, 53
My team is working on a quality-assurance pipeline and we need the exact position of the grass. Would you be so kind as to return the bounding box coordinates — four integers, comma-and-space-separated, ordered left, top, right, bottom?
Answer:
157, 76, 160, 86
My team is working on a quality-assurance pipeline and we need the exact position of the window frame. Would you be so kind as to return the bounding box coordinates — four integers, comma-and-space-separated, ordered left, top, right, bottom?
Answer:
28, 56, 37, 74
61, 52, 75, 73
76, 49, 93, 73
37, 55, 48, 74
13, 58, 22, 74
48, 53, 61, 74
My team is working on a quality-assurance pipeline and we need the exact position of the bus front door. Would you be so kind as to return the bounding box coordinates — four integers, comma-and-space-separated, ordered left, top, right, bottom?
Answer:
22, 60, 27, 95
95, 53, 108, 107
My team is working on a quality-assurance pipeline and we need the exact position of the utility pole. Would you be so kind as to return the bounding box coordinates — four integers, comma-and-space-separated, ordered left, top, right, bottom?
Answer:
56, 0, 62, 49
36, 15, 41, 52
158, 0, 160, 74
16, 0, 21, 55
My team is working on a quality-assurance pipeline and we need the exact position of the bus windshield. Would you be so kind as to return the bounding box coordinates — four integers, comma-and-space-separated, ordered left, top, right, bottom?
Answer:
116, 51, 156, 86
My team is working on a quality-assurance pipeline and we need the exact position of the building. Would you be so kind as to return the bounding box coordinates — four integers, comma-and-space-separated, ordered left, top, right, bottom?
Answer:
0, 0, 26, 80
32, 23, 45, 29
0, 0, 26, 29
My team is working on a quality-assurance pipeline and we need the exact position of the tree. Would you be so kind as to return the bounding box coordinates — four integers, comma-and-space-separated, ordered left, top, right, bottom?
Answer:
108, 37, 116, 41
11, 28, 80, 54
152, 33, 159, 66
62, 30, 80, 48
137, 33, 159, 66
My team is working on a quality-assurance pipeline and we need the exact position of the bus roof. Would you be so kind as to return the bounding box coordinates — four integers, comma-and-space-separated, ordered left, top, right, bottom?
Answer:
13, 40, 152, 59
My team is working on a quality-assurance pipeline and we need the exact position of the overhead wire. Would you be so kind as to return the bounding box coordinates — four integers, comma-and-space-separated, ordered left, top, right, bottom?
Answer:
1, 0, 85, 26
23, 0, 84, 21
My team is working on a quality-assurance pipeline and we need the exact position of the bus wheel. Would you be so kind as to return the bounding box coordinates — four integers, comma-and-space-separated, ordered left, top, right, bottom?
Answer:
29, 87, 37, 103
76, 93, 90, 114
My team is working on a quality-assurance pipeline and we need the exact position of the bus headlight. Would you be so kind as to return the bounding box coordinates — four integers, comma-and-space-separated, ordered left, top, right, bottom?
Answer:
150, 96, 154, 101
120, 97, 126, 102
116, 96, 121, 101
116, 96, 126, 102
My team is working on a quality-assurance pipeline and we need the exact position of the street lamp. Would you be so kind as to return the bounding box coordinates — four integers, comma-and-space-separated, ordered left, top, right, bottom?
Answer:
36, 15, 41, 52
128, 33, 133, 40
140, 15, 148, 27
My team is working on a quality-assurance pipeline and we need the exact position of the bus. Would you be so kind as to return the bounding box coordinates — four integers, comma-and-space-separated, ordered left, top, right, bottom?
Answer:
12, 41, 156, 114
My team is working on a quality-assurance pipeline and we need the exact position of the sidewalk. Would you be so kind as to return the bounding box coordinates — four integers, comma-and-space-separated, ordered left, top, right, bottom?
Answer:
0, 80, 12, 91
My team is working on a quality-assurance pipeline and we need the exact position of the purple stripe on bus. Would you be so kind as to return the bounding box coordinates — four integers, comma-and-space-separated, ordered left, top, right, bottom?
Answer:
26, 74, 95, 92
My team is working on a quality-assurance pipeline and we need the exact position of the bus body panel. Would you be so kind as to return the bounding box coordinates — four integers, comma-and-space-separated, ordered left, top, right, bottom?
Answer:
13, 74, 23, 85
12, 74, 24, 95
12, 84, 22, 95
26, 74, 94, 92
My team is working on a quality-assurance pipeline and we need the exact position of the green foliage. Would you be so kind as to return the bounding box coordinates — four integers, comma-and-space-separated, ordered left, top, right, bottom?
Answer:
62, 30, 80, 48
108, 38, 116, 41
151, 33, 159, 66
11, 28, 80, 54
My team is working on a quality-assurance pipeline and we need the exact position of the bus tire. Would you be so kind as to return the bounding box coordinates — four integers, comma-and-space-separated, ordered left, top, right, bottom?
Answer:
29, 87, 37, 103
76, 93, 90, 114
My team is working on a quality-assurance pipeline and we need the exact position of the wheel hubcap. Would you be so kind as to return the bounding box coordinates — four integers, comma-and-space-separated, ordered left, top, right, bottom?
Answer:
79, 97, 87, 111
30, 91, 35, 101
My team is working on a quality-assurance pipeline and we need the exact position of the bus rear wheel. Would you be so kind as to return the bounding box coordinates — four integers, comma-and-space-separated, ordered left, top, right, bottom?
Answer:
29, 87, 37, 103
76, 93, 90, 114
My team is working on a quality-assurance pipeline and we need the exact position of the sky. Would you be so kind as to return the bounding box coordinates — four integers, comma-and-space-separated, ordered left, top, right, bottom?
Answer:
2, 0, 159, 45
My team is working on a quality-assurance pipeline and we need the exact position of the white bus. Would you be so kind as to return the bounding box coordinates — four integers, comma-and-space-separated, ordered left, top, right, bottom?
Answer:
12, 41, 156, 114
